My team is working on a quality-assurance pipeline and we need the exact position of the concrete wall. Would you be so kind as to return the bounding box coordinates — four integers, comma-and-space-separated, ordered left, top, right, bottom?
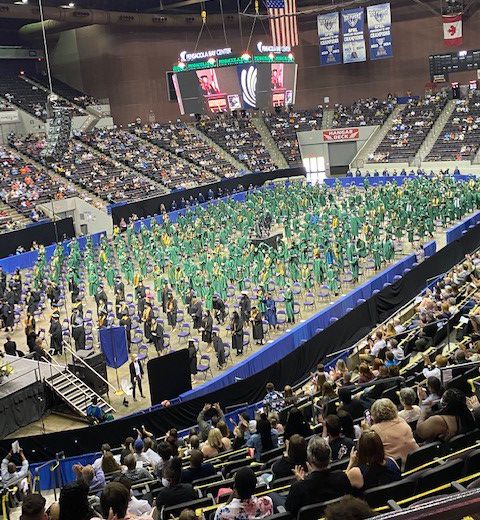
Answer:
298, 126, 377, 174
48, 8, 480, 126
39, 197, 113, 237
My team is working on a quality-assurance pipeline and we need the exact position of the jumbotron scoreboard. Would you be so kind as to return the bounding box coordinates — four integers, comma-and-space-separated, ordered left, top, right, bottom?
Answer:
429, 49, 480, 81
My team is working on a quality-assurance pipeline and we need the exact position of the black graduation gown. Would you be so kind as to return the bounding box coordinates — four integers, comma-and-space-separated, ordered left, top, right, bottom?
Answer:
151, 322, 164, 353
72, 324, 86, 351
190, 301, 203, 330
143, 308, 153, 341
120, 316, 132, 347
49, 320, 63, 354
202, 315, 213, 344
240, 296, 251, 322
252, 312, 264, 341
232, 318, 244, 353
135, 285, 146, 316
188, 345, 198, 375
115, 281, 125, 300
213, 336, 226, 366
167, 299, 178, 327
2, 303, 13, 328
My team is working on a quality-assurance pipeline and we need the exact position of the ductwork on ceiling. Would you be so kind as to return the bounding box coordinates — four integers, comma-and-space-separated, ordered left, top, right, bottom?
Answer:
0, 1, 240, 37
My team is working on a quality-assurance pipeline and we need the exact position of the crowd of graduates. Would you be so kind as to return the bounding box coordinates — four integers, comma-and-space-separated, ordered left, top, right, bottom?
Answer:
3, 176, 480, 373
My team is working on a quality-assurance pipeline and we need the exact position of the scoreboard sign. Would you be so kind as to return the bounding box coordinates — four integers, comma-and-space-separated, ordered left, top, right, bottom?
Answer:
323, 128, 360, 141
429, 49, 480, 80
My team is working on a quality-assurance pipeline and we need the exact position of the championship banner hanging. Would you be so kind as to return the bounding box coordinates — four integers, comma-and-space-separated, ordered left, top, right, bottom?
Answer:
367, 3, 393, 60
443, 13, 463, 47
317, 12, 341, 66
341, 7, 367, 63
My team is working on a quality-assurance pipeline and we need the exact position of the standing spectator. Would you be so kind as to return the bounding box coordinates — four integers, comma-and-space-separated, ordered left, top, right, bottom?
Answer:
284, 407, 312, 440
197, 402, 224, 441
263, 382, 285, 413
201, 428, 229, 459
246, 413, 278, 461
1, 448, 29, 488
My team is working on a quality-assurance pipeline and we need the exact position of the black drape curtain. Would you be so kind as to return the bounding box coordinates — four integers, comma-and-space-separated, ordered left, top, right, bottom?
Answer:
110, 168, 305, 225
3, 224, 480, 462
0, 218, 75, 258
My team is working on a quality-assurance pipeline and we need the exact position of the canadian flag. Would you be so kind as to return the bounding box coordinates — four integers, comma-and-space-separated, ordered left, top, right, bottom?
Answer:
443, 13, 463, 46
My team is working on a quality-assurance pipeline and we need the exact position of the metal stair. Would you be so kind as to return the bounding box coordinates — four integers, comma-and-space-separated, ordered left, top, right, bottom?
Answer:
45, 368, 115, 418
322, 108, 335, 129
413, 99, 457, 164
251, 116, 288, 169
352, 104, 406, 168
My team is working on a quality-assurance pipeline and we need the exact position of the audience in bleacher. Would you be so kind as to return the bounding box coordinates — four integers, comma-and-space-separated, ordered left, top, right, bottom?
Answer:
332, 97, 395, 128
135, 122, 238, 180
370, 92, 448, 163
426, 91, 480, 162
198, 115, 275, 172
263, 108, 323, 166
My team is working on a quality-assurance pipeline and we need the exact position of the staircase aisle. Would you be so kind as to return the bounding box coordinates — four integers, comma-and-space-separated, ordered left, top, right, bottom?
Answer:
322, 108, 335, 129
188, 124, 245, 172
251, 116, 288, 169
414, 99, 457, 164
351, 104, 406, 168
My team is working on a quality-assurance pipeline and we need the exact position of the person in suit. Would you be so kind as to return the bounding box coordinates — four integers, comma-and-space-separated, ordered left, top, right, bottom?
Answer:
129, 354, 145, 401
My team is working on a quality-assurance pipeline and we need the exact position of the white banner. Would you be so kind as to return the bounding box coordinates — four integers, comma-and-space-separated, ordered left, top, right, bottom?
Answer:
0, 111, 19, 124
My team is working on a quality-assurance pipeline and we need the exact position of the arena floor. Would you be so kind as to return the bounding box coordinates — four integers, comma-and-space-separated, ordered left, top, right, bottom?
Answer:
1, 214, 458, 439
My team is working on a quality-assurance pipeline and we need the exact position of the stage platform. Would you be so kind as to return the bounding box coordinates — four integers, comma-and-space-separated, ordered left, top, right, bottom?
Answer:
0, 356, 62, 438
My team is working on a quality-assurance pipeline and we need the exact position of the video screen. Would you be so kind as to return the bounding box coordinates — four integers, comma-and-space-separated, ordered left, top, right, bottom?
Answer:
173, 62, 297, 115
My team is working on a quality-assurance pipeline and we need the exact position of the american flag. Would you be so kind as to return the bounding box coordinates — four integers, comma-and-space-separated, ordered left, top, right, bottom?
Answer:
267, 0, 298, 48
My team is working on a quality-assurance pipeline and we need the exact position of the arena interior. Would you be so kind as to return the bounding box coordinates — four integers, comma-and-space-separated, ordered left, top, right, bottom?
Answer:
2, 0, 480, 519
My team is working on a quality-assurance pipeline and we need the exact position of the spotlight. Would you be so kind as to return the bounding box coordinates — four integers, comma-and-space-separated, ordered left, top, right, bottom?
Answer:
241, 52, 251, 60
268, 52, 274, 59
177, 61, 186, 69
207, 57, 216, 65
287, 52, 294, 60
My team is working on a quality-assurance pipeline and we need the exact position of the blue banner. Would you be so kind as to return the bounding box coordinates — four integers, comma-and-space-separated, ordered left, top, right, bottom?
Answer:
341, 7, 366, 63
99, 326, 129, 369
317, 12, 341, 66
367, 3, 393, 60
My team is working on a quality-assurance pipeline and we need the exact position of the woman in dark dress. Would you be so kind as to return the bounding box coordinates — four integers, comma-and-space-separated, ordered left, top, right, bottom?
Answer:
201, 310, 213, 349
188, 340, 197, 378
251, 306, 264, 345
346, 430, 401, 493
231, 311, 244, 355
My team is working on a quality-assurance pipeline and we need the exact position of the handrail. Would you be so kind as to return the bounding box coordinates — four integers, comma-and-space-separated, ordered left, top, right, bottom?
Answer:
62, 344, 119, 396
